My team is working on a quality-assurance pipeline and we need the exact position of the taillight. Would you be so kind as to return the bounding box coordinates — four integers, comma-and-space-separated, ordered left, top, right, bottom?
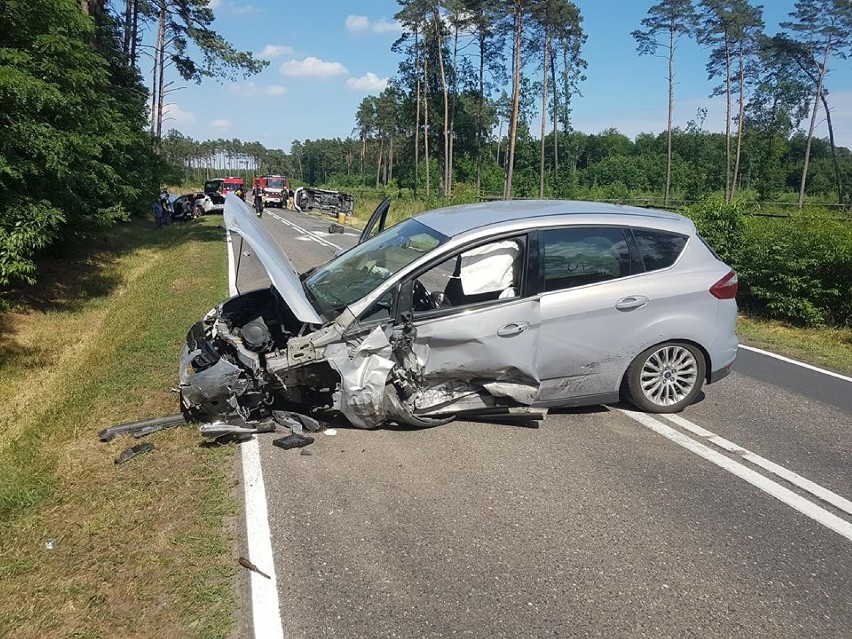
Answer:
710, 269, 738, 299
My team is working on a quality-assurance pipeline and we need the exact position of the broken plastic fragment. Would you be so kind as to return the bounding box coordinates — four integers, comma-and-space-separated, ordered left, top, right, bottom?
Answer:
324, 428, 338, 436
115, 442, 155, 465
99, 414, 186, 442
238, 556, 271, 579
272, 433, 314, 450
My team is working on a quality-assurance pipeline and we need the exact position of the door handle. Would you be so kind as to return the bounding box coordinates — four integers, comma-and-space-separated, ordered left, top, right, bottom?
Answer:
497, 321, 530, 337
615, 295, 649, 311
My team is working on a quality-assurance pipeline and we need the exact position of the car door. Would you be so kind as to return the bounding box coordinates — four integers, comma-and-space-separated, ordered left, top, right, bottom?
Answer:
533, 225, 649, 405
358, 196, 390, 244
401, 234, 542, 407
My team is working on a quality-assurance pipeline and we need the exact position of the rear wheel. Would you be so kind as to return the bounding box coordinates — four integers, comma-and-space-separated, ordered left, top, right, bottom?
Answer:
623, 341, 705, 413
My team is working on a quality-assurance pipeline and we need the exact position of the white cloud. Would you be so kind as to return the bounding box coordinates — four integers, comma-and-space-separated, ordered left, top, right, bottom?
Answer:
280, 57, 348, 78
162, 104, 195, 125
345, 15, 402, 33
345, 15, 370, 32
257, 44, 293, 59
346, 72, 389, 92
229, 82, 288, 97
232, 4, 259, 15
211, 119, 231, 129
372, 18, 402, 33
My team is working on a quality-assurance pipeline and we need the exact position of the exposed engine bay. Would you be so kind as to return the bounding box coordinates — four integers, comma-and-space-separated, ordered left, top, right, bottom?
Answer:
178, 286, 545, 430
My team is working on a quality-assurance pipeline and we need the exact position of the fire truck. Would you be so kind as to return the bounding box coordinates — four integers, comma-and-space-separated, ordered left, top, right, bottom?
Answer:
252, 175, 289, 208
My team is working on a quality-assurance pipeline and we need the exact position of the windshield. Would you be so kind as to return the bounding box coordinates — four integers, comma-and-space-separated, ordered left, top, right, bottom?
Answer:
304, 218, 448, 317
266, 178, 285, 189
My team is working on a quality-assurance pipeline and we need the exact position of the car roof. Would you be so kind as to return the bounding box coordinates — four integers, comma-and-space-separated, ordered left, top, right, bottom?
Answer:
414, 199, 693, 238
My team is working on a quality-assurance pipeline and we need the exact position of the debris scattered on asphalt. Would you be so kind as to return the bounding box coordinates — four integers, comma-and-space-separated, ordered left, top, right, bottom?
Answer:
115, 442, 155, 465
272, 410, 321, 434
324, 428, 338, 436
238, 556, 271, 579
300, 448, 312, 456
199, 421, 275, 440
272, 433, 314, 450
99, 414, 186, 442
327, 223, 345, 234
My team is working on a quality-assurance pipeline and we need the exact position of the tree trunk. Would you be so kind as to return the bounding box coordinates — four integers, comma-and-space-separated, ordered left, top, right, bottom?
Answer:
414, 27, 420, 200
798, 44, 830, 209
476, 30, 485, 196
505, 6, 523, 200
539, 36, 549, 198
731, 44, 746, 201
448, 20, 460, 198
423, 46, 431, 198
434, 9, 450, 198
820, 91, 843, 206
664, 25, 674, 206
723, 36, 732, 203
551, 51, 559, 177
376, 137, 384, 188
123, 0, 132, 57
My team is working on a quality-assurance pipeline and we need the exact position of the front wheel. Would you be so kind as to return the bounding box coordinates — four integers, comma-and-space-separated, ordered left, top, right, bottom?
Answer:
622, 342, 706, 413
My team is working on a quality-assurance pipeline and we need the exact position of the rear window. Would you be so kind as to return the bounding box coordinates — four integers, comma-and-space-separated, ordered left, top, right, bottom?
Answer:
631, 228, 688, 271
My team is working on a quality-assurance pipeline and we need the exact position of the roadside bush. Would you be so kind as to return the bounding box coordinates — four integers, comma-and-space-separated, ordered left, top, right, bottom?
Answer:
736, 211, 852, 327
685, 197, 746, 265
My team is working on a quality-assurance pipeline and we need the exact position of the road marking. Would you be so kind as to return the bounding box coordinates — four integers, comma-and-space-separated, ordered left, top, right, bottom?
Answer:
619, 409, 852, 543
227, 230, 285, 639
662, 413, 852, 516
739, 344, 852, 383
266, 210, 343, 250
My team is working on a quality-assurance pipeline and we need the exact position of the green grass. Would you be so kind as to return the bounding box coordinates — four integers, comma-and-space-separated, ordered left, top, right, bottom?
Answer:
0, 216, 237, 638
737, 314, 852, 375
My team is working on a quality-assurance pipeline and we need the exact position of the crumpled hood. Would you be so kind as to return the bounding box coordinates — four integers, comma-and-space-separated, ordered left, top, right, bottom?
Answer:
223, 194, 323, 325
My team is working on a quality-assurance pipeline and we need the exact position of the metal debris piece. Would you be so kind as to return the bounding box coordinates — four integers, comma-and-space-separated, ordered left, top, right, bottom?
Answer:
300, 448, 312, 456
99, 414, 186, 442
238, 556, 271, 579
272, 410, 321, 434
199, 421, 275, 439
115, 442, 155, 465
272, 433, 314, 450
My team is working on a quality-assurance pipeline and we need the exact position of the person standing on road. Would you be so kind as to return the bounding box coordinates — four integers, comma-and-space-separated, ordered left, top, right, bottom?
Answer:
252, 182, 264, 216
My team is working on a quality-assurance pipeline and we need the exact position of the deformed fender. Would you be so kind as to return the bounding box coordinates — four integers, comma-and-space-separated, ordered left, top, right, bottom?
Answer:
325, 326, 394, 429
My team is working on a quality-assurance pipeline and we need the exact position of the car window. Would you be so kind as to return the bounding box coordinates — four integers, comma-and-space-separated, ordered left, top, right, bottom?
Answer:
410, 237, 525, 316
304, 218, 447, 318
631, 228, 688, 271
541, 227, 631, 292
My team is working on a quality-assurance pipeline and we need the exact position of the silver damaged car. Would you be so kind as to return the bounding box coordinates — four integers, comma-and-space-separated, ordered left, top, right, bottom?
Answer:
178, 195, 738, 429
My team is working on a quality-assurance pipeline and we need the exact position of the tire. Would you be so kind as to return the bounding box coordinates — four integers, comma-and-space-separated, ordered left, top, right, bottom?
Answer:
622, 341, 706, 413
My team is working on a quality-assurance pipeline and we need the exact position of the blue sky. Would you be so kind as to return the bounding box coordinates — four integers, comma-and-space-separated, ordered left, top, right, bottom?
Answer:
158, 0, 852, 150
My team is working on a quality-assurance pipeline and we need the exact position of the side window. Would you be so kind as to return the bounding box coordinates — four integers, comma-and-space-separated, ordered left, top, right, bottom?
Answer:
410, 237, 525, 316
631, 228, 688, 271
541, 227, 631, 292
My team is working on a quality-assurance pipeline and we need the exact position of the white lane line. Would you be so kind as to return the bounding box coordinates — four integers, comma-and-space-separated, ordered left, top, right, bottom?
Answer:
738, 344, 852, 383
266, 210, 343, 250
227, 230, 285, 639
619, 409, 852, 543
663, 413, 852, 517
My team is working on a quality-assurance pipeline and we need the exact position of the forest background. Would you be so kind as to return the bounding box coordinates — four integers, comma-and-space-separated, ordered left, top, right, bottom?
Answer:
1, 0, 850, 327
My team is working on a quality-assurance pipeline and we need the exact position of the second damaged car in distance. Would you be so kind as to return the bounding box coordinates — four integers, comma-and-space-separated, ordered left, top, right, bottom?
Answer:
178, 195, 737, 429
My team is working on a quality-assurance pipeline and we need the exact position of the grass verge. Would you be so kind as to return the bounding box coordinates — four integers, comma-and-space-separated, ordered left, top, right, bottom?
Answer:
0, 217, 237, 638
737, 314, 852, 375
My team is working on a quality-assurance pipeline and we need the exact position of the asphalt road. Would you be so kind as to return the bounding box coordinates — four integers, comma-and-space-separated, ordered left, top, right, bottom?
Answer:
232, 206, 852, 638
